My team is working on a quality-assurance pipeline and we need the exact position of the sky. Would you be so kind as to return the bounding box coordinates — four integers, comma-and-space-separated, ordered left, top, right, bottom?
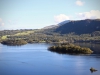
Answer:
0, 0, 100, 30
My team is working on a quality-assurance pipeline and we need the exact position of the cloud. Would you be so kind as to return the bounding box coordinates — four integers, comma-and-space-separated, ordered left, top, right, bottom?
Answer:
54, 10, 100, 22
54, 14, 70, 23
0, 18, 4, 26
77, 10, 100, 19
75, 0, 84, 6
0, 18, 2, 22
1, 23, 4, 26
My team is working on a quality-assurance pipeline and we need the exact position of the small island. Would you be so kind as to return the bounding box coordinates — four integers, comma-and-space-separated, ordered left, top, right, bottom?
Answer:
48, 43, 93, 54
1, 39, 27, 46
90, 67, 98, 73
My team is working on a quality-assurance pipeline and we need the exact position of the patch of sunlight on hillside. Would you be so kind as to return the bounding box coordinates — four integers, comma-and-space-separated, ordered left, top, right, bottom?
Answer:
1, 36, 7, 39
14, 31, 34, 36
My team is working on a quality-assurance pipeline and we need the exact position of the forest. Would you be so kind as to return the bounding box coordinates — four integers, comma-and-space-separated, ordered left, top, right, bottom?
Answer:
48, 43, 93, 54
0, 19, 100, 45
0, 29, 100, 44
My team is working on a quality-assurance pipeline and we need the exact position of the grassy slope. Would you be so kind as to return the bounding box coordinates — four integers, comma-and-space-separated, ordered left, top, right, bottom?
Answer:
1, 30, 34, 40
1, 36, 7, 39
14, 31, 34, 36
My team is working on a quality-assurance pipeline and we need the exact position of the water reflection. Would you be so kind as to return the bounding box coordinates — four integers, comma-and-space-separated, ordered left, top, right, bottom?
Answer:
0, 43, 100, 75
90, 67, 98, 73
74, 43, 100, 54
0, 43, 3, 53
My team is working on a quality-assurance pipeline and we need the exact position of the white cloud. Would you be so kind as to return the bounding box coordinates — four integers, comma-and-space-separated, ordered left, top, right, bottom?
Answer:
54, 14, 70, 23
75, 0, 84, 6
77, 10, 100, 19
1, 23, 4, 26
54, 10, 100, 22
0, 22, 4, 26
0, 18, 2, 22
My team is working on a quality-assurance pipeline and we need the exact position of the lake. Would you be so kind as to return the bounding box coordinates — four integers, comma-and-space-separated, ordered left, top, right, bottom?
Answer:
0, 43, 100, 75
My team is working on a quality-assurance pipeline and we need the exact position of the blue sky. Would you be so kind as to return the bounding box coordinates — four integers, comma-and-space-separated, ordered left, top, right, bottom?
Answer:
0, 0, 100, 30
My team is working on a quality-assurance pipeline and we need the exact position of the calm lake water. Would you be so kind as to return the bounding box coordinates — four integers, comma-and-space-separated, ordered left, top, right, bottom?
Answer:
0, 43, 100, 75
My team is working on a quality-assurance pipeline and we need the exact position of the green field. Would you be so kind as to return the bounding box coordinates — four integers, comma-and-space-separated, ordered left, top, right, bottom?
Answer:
1, 36, 7, 40
0, 30, 34, 40
14, 31, 34, 36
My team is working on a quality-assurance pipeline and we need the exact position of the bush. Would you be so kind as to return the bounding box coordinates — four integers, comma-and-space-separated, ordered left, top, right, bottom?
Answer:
48, 44, 93, 54
1, 39, 27, 46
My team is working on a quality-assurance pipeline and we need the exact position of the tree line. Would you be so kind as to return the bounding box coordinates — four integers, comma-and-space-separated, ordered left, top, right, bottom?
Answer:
0, 29, 100, 44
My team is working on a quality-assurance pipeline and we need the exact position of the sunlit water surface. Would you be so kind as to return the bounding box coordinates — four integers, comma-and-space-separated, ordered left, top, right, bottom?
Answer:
0, 43, 100, 75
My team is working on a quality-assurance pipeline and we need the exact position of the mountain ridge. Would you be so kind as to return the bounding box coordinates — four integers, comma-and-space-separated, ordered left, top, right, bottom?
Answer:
54, 19, 100, 34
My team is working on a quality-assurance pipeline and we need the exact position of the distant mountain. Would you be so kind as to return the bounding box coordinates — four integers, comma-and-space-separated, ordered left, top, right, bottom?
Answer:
42, 20, 70, 30
54, 19, 100, 34
57, 20, 70, 26
42, 25, 58, 29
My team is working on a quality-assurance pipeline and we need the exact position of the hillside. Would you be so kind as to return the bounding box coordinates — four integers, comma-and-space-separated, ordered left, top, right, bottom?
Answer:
54, 19, 100, 34
57, 20, 70, 26
0, 19, 100, 44
42, 25, 58, 29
